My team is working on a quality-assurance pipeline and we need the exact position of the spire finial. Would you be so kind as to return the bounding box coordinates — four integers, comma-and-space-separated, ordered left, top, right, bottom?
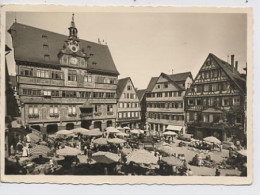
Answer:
15, 12, 17, 23
70, 13, 76, 28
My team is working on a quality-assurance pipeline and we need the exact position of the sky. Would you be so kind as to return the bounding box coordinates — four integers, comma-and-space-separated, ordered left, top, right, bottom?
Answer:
5, 12, 247, 89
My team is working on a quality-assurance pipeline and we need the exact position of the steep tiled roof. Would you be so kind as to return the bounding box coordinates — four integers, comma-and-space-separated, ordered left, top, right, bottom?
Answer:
8, 23, 119, 75
168, 72, 192, 82
210, 53, 246, 94
146, 77, 158, 92
116, 77, 130, 98
136, 89, 146, 101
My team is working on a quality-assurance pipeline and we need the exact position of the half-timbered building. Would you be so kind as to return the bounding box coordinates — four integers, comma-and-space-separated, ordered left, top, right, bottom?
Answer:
185, 53, 246, 141
146, 72, 193, 134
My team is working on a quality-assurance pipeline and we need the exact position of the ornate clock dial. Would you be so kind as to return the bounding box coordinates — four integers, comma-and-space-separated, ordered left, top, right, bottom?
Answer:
70, 44, 79, 52
70, 57, 78, 65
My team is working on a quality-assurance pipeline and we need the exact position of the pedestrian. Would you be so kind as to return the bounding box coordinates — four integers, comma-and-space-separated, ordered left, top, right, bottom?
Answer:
84, 145, 88, 155
215, 168, 220, 176
187, 168, 193, 176
219, 144, 222, 152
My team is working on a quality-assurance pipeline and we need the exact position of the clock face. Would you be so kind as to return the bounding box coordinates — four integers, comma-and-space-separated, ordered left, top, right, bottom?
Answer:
70, 44, 79, 52
70, 57, 78, 65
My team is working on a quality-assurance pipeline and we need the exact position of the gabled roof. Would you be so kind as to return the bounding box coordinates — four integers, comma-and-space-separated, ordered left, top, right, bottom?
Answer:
136, 89, 146, 101
146, 77, 158, 92
209, 53, 246, 94
116, 77, 130, 98
8, 22, 119, 75
168, 72, 192, 82
146, 72, 191, 92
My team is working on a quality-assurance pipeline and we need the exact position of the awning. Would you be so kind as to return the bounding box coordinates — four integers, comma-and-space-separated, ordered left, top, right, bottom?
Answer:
166, 125, 183, 132
202, 108, 223, 114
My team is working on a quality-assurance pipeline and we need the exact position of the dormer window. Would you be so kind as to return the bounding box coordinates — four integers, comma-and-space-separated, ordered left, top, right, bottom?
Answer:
42, 35, 48, 42
43, 44, 49, 51
44, 54, 50, 61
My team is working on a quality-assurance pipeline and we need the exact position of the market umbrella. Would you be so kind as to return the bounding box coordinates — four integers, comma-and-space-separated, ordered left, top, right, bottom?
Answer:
116, 132, 130, 137
161, 156, 184, 167
156, 145, 176, 156
92, 137, 108, 145
124, 127, 130, 130
56, 146, 81, 156
81, 129, 102, 137
56, 130, 74, 138
39, 141, 48, 146
117, 127, 125, 131
203, 136, 221, 144
163, 131, 177, 136
26, 133, 41, 143
71, 127, 88, 134
92, 151, 120, 164
130, 129, 144, 134
30, 145, 51, 157
107, 138, 126, 145
127, 149, 158, 164
106, 127, 121, 134
237, 150, 247, 157
121, 147, 132, 156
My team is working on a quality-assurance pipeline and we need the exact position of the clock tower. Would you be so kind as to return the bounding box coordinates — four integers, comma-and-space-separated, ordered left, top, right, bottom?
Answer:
58, 13, 88, 67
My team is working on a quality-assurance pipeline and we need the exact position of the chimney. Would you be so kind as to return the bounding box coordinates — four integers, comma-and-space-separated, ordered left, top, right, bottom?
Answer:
235, 61, 238, 71
231, 54, 235, 67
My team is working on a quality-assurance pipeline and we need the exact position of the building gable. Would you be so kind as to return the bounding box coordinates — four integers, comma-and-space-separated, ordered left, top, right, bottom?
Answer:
151, 73, 181, 92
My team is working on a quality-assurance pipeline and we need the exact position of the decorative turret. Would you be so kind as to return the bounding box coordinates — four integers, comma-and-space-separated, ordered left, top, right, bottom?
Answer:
68, 13, 78, 40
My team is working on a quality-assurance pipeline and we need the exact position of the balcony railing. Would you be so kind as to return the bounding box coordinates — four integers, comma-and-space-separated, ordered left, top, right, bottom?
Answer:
68, 113, 77, 117
28, 114, 39, 119
49, 113, 59, 118
94, 112, 102, 116
18, 76, 64, 86
107, 111, 114, 115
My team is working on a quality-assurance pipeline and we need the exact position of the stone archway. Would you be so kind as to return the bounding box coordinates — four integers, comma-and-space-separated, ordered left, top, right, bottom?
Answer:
94, 121, 102, 130
30, 125, 41, 132
46, 124, 58, 134
66, 123, 74, 130
106, 120, 112, 128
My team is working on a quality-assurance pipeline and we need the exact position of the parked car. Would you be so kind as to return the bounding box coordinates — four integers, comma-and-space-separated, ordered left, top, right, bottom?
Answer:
222, 141, 237, 151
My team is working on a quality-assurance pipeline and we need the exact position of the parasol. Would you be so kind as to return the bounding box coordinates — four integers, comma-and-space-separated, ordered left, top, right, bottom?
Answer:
71, 127, 88, 134
127, 149, 158, 164
116, 132, 130, 137
26, 133, 41, 143
56, 130, 74, 138
92, 151, 120, 164
156, 145, 176, 156
237, 150, 247, 157
92, 137, 108, 145
106, 127, 121, 134
107, 138, 126, 144
81, 129, 102, 137
163, 131, 177, 136
130, 129, 144, 134
121, 147, 132, 156
203, 136, 221, 144
117, 127, 125, 131
56, 146, 81, 156
161, 156, 184, 166
30, 145, 51, 157
124, 127, 130, 130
